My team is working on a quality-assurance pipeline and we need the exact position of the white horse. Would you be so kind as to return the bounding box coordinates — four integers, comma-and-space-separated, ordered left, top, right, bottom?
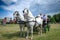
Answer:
23, 8, 35, 40
13, 11, 26, 37
35, 14, 43, 35
23, 8, 43, 40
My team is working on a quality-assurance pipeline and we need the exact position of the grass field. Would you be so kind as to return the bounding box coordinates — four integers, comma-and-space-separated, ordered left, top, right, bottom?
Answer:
0, 24, 60, 40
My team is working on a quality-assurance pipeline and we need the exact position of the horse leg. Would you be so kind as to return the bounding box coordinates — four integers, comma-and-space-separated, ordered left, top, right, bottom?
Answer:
44, 25, 46, 33
38, 24, 42, 35
38, 26, 40, 35
23, 25, 25, 37
20, 24, 24, 37
26, 27, 29, 40
30, 26, 33, 40
20, 25, 22, 37
40, 25, 42, 35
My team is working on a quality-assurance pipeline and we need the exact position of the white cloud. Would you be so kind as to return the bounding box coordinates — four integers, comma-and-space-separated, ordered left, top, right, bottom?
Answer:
1, 0, 60, 12
0, 0, 34, 19
32, 0, 60, 5
1, 0, 60, 17
1, 0, 33, 14
1, 0, 17, 5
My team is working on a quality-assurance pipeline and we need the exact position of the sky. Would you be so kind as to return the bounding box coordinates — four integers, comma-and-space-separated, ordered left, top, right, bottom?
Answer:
0, 0, 60, 19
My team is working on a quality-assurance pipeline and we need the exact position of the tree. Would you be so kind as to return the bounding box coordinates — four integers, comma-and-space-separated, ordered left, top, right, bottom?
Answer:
50, 17, 56, 23
53, 13, 60, 23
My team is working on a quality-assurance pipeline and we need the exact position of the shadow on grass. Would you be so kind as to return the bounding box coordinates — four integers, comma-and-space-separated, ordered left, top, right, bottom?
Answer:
2, 31, 27, 39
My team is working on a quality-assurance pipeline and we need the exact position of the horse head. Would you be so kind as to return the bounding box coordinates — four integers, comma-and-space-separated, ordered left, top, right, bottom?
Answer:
13, 11, 20, 18
23, 8, 35, 21
13, 11, 25, 21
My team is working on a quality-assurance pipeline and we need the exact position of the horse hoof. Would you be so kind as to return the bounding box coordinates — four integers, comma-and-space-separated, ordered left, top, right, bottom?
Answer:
30, 38, 33, 40
25, 37, 28, 40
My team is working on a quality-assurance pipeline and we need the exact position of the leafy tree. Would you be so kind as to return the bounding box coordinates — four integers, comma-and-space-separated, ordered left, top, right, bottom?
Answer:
0, 19, 3, 24
50, 17, 56, 23
53, 13, 60, 23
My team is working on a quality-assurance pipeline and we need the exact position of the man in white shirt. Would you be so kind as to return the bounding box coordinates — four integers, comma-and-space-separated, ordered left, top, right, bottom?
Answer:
42, 14, 48, 33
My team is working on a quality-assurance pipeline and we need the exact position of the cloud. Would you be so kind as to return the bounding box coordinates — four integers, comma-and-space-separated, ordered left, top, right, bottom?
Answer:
0, 0, 60, 17
1, 0, 60, 13
0, 0, 34, 18
32, 0, 60, 5
1, 0, 17, 5
29, 0, 60, 16
1, 0, 33, 14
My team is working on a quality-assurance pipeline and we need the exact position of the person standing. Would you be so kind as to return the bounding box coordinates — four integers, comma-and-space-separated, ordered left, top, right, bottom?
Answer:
42, 14, 47, 33
3, 17, 6, 26
47, 16, 50, 31
10, 18, 12, 24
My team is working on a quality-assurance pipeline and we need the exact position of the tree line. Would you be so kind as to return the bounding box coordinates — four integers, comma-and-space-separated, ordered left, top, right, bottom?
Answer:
0, 13, 60, 24
48, 13, 60, 23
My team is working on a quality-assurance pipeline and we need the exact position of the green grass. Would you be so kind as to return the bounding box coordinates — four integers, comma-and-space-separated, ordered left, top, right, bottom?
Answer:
0, 24, 60, 40
33, 24, 60, 40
